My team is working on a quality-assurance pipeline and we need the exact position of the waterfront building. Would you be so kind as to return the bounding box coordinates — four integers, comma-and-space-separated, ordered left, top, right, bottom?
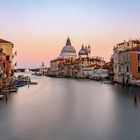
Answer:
0, 48, 8, 79
0, 38, 14, 77
39, 62, 47, 75
49, 37, 106, 78
108, 56, 114, 78
0, 47, 11, 93
81, 61, 109, 79
82, 64, 101, 78
49, 58, 65, 77
118, 45, 140, 85
74, 57, 105, 78
113, 39, 140, 83
90, 68, 109, 80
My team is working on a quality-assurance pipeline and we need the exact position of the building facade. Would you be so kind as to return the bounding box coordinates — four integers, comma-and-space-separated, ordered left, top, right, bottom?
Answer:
0, 39, 14, 77
117, 45, 140, 84
113, 39, 140, 83
0, 48, 8, 79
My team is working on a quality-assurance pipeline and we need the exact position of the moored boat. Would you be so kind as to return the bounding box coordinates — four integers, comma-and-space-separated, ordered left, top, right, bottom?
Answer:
0, 95, 4, 100
29, 82, 38, 85
9, 87, 18, 92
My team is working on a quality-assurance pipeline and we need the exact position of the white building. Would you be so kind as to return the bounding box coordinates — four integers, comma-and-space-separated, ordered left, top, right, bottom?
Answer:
82, 66, 94, 78
90, 68, 109, 80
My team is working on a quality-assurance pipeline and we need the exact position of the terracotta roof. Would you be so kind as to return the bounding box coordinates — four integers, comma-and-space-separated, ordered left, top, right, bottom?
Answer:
117, 42, 124, 46
0, 39, 12, 43
119, 50, 129, 54
130, 45, 140, 51
85, 64, 101, 68
102, 63, 109, 69
132, 40, 140, 44
64, 59, 72, 62
58, 62, 65, 66
50, 58, 64, 63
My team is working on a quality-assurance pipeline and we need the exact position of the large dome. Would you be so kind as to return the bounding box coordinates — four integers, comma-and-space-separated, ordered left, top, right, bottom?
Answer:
60, 37, 77, 60
60, 37, 76, 54
61, 45, 76, 53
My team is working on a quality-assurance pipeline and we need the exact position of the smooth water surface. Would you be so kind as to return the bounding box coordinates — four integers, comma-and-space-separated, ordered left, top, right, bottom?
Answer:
0, 73, 140, 140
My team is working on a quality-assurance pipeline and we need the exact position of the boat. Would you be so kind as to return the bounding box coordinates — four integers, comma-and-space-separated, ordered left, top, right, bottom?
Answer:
0, 95, 4, 100
9, 87, 18, 92
29, 82, 38, 85
15, 81, 25, 88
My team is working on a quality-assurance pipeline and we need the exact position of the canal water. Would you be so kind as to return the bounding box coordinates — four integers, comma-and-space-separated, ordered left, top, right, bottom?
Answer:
0, 73, 140, 140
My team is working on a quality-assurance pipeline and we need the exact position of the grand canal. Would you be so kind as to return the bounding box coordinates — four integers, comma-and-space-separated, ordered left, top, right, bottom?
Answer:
0, 73, 140, 140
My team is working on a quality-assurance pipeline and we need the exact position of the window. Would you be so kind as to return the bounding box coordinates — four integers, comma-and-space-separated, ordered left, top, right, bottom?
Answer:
138, 54, 140, 61
126, 66, 129, 73
6, 55, 10, 61
115, 65, 117, 69
119, 66, 121, 72
123, 56, 125, 62
3, 63, 5, 68
126, 54, 129, 61
138, 65, 140, 73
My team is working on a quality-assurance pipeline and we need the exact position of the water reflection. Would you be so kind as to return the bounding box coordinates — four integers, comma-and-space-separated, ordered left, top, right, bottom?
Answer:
0, 75, 140, 140
130, 86, 140, 107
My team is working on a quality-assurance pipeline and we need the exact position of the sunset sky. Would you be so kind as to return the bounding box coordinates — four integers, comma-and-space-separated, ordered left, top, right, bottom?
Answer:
0, 0, 140, 68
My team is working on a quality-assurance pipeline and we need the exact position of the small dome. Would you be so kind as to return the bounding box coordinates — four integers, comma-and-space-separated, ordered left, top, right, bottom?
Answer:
79, 49, 88, 55
79, 45, 88, 55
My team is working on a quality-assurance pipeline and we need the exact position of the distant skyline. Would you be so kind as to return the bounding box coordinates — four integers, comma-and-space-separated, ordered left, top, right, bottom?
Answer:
0, 0, 140, 68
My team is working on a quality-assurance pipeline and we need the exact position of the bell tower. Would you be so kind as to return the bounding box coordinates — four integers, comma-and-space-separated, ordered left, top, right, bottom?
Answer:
87, 45, 91, 58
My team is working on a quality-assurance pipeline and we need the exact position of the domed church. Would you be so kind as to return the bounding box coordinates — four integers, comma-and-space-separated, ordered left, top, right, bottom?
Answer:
78, 44, 88, 58
78, 44, 91, 58
60, 37, 77, 61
